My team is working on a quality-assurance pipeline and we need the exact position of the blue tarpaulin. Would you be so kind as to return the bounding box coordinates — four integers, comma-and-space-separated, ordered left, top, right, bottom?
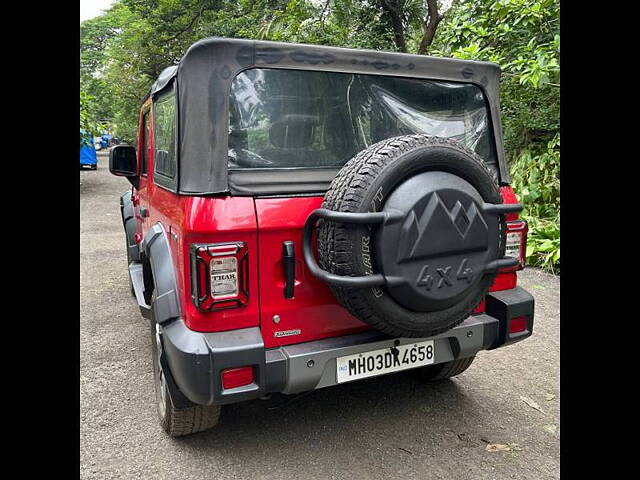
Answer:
100, 134, 112, 149
80, 130, 97, 167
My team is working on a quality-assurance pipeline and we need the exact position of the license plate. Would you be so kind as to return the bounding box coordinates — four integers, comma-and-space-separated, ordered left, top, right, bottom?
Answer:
336, 340, 435, 383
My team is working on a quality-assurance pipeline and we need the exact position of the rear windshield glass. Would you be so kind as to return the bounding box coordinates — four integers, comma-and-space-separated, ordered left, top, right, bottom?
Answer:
228, 68, 497, 173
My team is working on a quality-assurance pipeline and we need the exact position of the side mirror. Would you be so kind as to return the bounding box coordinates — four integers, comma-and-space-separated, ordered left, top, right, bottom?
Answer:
109, 145, 137, 176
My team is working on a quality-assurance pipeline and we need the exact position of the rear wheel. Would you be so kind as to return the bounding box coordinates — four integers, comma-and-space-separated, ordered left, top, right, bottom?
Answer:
149, 295, 221, 437
414, 356, 475, 381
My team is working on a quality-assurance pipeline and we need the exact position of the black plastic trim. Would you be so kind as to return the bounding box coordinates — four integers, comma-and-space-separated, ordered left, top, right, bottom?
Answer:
485, 286, 535, 349
482, 202, 523, 215
302, 208, 391, 287
119, 191, 140, 263
159, 340, 195, 410
142, 223, 181, 324
264, 349, 287, 393
161, 321, 267, 406
302, 204, 522, 287
282, 241, 296, 299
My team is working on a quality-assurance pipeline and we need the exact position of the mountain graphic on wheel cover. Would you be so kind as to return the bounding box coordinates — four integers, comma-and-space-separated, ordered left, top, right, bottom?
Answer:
398, 192, 489, 263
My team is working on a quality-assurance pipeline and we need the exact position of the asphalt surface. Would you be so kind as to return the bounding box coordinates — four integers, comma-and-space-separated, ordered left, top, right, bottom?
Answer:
80, 152, 560, 480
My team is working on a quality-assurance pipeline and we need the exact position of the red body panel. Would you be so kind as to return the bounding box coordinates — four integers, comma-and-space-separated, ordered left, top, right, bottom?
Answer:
179, 196, 260, 332
254, 197, 369, 348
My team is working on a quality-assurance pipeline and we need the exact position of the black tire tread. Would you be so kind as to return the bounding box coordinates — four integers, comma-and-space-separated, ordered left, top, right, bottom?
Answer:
161, 400, 221, 438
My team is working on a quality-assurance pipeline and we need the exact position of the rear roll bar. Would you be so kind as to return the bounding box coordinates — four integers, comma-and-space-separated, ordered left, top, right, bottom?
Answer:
302, 202, 523, 288
302, 209, 390, 287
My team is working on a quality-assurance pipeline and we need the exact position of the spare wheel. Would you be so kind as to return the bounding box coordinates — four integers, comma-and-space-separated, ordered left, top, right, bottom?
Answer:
302, 135, 521, 338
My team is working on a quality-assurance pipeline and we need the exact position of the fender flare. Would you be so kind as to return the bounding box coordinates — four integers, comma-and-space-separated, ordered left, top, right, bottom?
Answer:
119, 191, 140, 263
142, 223, 182, 324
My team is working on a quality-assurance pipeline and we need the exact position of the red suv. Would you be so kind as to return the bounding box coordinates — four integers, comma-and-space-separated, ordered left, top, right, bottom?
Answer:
110, 37, 534, 437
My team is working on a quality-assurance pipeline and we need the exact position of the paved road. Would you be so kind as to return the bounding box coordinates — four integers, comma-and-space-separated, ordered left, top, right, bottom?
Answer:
80, 153, 559, 480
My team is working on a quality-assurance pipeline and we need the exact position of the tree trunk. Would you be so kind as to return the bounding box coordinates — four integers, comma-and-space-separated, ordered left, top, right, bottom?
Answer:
380, 0, 407, 53
417, 0, 444, 55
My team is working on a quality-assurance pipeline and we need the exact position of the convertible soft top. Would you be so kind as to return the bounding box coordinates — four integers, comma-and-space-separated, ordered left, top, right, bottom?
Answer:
149, 37, 509, 195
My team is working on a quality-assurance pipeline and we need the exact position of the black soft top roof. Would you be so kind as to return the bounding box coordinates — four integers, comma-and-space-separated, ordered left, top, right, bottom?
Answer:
149, 37, 509, 195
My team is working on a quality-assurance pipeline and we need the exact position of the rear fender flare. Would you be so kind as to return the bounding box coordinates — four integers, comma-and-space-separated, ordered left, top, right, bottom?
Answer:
119, 191, 140, 263
142, 223, 182, 324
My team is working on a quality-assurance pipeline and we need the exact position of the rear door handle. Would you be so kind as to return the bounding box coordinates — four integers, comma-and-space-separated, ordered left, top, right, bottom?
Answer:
140, 207, 150, 218
282, 241, 295, 299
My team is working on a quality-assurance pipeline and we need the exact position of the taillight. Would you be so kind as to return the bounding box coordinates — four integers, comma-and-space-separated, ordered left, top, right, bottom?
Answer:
221, 366, 254, 390
509, 316, 528, 334
503, 220, 528, 271
190, 242, 249, 311
489, 272, 517, 292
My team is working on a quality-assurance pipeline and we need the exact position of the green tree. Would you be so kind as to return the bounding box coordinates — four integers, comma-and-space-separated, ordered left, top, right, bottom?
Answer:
432, 0, 560, 155
80, 91, 105, 148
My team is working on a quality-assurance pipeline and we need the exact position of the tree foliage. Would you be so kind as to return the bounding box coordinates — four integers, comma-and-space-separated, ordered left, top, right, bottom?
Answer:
80, 0, 560, 272
431, 0, 560, 271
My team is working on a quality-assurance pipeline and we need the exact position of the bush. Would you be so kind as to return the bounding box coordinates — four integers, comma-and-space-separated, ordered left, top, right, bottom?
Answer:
510, 134, 560, 273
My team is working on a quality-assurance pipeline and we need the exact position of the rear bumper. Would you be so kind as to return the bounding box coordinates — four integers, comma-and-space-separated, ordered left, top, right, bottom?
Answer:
160, 287, 534, 407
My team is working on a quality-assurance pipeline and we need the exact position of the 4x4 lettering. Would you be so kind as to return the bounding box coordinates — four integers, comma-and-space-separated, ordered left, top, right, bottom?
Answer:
417, 265, 434, 290
436, 266, 452, 288
456, 258, 474, 283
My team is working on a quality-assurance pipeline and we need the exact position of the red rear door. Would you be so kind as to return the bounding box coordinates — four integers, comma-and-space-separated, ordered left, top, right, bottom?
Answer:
134, 105, 153, 240
255, 197, 369, 348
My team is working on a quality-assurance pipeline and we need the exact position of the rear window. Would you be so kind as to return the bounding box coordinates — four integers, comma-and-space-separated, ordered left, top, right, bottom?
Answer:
228, 68, 497, 175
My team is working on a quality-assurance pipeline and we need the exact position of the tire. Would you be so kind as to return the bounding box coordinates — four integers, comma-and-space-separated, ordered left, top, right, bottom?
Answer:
414, 355, 475, 381
149, 295, 221, 437
318, 135, 503, 338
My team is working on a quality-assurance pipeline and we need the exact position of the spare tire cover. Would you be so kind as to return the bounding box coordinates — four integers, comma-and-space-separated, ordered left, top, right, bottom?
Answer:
317, 135, 505, 338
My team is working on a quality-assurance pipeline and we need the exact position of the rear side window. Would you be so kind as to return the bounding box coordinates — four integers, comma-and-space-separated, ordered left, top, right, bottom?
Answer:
154, 92, 177, 188
228, 69, 497, 176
